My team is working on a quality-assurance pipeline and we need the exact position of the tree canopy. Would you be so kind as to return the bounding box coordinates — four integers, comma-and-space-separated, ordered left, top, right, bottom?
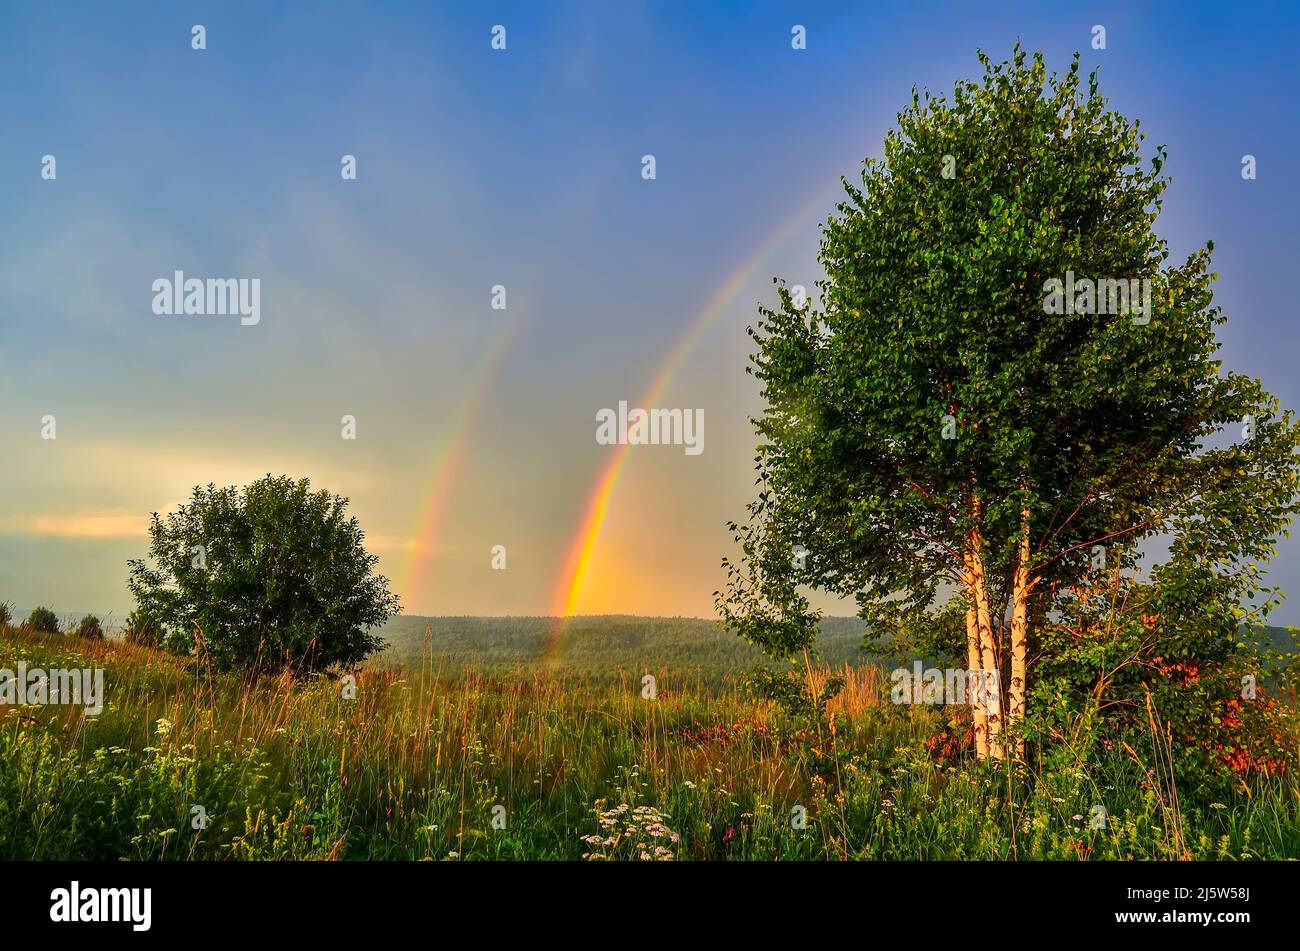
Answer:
719, 47, 1300, 768
128, 474, 399, 674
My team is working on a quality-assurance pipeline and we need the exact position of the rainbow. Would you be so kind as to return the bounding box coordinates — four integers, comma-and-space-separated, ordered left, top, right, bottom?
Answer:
402, 304, 530, 614
543, 184, 844, 662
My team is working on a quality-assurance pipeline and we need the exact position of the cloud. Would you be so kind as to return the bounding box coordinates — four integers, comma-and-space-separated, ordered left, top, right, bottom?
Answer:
0, 511, 150, 538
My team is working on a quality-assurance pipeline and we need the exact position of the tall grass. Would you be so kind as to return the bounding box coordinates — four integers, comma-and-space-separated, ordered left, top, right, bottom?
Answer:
2, 626, 1297, 860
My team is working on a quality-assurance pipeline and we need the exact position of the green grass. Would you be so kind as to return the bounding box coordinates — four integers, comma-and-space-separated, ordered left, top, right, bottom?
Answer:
2, 624, 1299, 860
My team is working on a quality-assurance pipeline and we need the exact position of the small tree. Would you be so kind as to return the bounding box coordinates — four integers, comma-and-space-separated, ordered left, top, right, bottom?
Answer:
26, 606, 60, 634
127, 474, 400, 674
0, 601, 12, 629
75, 615, 104, 639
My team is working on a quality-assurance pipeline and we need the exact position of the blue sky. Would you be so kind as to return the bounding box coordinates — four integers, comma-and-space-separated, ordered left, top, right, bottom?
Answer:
2, 1, 1299, 622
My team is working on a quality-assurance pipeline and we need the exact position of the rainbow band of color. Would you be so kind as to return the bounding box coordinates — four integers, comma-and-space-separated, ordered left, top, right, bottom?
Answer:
543, 183, 844, 662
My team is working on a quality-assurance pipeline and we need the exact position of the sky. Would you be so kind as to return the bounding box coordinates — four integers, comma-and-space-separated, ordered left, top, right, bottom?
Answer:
2, 1, 1299, 623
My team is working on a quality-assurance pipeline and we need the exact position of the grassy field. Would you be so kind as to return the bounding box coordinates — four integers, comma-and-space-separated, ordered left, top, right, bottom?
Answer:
3, 621, 1300, 860
374, 614, 872, 674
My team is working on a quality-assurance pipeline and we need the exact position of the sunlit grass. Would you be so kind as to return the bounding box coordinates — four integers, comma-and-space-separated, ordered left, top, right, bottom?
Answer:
2, 625, 1297, 860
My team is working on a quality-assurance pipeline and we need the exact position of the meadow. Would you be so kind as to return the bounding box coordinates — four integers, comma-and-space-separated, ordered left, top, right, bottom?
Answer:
3, 618, 1299, 861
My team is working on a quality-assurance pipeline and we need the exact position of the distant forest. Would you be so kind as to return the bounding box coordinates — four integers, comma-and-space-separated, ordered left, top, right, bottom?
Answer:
375, 614, 1296, 682
376, 614, 872, 674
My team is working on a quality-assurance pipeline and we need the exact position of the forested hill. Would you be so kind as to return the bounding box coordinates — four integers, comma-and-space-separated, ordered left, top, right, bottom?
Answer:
376, 614, 1297, 677
376, 615, 870, 672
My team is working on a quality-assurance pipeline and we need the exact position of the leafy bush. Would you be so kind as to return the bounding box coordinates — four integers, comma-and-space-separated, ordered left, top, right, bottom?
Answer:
25, 606, 59, 634
124, 607, 161, 648
75, 615, 104, 639
0, 601, 11, 629
127, 474, 400, 674
1029, 571, 1296, 798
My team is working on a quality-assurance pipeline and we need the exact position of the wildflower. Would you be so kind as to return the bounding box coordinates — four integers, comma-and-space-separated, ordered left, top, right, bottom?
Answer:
582, 802, 679, 861
155, 717, 173, 737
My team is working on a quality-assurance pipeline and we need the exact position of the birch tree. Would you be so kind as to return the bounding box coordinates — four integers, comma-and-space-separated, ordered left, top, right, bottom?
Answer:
717, 47, 1300, 762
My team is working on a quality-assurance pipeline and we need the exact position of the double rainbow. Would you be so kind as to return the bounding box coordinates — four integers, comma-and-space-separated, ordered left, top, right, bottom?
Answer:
401, 180, 845, 658
542, 185, 842, 662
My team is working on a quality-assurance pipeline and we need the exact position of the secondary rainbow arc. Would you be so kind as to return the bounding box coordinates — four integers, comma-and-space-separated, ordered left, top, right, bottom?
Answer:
402, 304, 531, 614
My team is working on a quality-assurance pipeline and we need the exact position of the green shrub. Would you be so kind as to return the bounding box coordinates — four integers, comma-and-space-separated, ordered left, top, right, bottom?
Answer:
127, 474, 400, 675
25, 606, 59, 634
1029, 572, 1296, 800
75, 615, 104, 639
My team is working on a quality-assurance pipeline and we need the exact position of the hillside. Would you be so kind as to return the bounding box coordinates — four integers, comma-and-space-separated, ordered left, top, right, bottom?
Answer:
8, 609, 1291, 676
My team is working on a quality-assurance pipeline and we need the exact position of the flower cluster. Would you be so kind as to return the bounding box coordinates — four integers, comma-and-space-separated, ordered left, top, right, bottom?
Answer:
581, 802, 680, 861
1215, 696, 1289, 777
